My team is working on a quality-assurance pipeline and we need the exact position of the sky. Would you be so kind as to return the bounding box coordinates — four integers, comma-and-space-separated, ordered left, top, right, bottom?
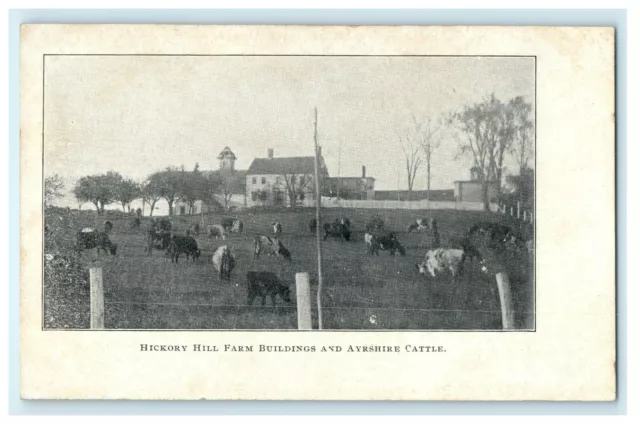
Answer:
44, 55, 535, 208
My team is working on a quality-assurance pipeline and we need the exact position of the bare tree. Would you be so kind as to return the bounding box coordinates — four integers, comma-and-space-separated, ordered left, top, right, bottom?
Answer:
412, 114, 444, 202
218, 173, 240, 211
451, 95, 502, 211
275, 173, 314, 208
398, 134, 422, 201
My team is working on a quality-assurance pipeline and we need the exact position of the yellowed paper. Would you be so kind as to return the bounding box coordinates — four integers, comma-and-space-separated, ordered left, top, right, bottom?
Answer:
21, 25, 615, 400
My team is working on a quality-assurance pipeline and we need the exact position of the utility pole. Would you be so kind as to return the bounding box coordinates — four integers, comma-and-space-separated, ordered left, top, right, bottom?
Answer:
312, 107, 324, 330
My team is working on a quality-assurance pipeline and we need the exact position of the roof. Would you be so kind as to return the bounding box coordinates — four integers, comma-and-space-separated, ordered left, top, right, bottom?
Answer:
217, 146, 237, 160
247, 157, 325, 175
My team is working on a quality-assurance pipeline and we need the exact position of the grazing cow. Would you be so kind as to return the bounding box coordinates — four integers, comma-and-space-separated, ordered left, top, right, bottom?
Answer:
309, 218, 317, 233
103, 220, 113, 234
167, 235, 201, 263
76, 228, 117, 256
207, 224, 227, 240
323, 222, 351, 241
365, 216, 385, 232
246, 271, 292, 306
211, 245, 236, 281
272, 221, 282, 237
131, 217, 141, 229
416, 248, 467, 278
367, 232, 406, 256
187, 223, 200, 237
230, 219, 244, 234
220, 217, 235, 232
406, 223, 421, 233
253, 236, 292, 262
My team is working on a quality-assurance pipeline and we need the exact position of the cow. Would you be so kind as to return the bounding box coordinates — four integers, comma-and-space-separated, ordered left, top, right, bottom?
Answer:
366, 232, 406, 256
76, 228, 117, 256
309, 218, 317, 233
323, 222, 351, 241
230, 219, 244, 234
220, 217, 235, 232
131, 217, 141, 229
207, 224, 227, 240
246, 271, 292, 307
416, 248, 467, 278
365, 216, 385, 232
340, 217, 351, 230
211, 245, 236, 281
253, 236, 292, 262
272, 221, 282, 237
186, 223, 200, 237
166, 235, 201, 263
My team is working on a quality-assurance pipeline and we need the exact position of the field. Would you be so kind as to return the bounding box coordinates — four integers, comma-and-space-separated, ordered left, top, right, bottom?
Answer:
44, 207, 534, 330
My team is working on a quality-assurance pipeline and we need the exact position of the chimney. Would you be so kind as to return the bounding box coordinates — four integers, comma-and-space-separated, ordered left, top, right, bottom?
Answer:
268, 148, 274, 159
362, 165, 366, 178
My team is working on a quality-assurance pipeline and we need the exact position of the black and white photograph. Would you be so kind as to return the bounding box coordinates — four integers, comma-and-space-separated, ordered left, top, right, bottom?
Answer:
42, 54, 535, 331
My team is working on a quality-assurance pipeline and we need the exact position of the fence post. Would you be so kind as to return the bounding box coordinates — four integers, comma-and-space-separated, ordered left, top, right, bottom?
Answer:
517, 201, 521, 219
523, 210, 527, 221
496, 272, 515, 330
295, 272, 312, 330
90, 267, 105, 329
510, 206, 514, 216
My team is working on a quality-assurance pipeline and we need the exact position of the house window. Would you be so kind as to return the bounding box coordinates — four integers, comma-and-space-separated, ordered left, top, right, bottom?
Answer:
252, 177, 257, 185
261, 177, 266, 184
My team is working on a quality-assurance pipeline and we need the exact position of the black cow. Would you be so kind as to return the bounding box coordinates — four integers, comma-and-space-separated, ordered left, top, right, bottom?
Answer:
368, 232, 406, 256
323, 222, 351, 241
76, 228, 117, 256
246, 271, 292, 306
131, 217, 141, 229
167, 235, 201, 263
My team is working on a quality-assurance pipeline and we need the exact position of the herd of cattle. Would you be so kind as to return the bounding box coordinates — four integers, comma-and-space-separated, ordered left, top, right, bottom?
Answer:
73, 214, 533, 307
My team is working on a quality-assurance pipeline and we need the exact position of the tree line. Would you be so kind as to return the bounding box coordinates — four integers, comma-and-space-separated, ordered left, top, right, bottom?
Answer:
45, 163, 242, 216
399, 93, 534, 211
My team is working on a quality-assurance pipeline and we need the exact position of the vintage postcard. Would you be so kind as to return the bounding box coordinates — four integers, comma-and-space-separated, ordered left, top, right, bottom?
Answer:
20, 25, 615, 400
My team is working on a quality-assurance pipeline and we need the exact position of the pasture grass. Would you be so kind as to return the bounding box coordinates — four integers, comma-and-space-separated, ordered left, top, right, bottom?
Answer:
44, 207, 533, 330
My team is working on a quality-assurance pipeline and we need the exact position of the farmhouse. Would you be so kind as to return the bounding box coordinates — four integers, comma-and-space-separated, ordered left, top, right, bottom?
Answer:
246, 148, 329, 207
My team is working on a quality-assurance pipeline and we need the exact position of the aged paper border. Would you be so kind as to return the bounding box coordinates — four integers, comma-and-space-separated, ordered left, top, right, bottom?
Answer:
20, 25, 615, 400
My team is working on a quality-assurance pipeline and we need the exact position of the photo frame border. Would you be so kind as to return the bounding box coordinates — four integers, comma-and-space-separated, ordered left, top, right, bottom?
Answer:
8, 8, 626, 415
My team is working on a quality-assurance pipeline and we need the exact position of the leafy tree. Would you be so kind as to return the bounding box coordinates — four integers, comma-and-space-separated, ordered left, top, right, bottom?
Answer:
147, 167, 183, 216
113, 178, 141, 212
73, 172, 121, 215
141, 178, 162, 217
44, 174, 65, 207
